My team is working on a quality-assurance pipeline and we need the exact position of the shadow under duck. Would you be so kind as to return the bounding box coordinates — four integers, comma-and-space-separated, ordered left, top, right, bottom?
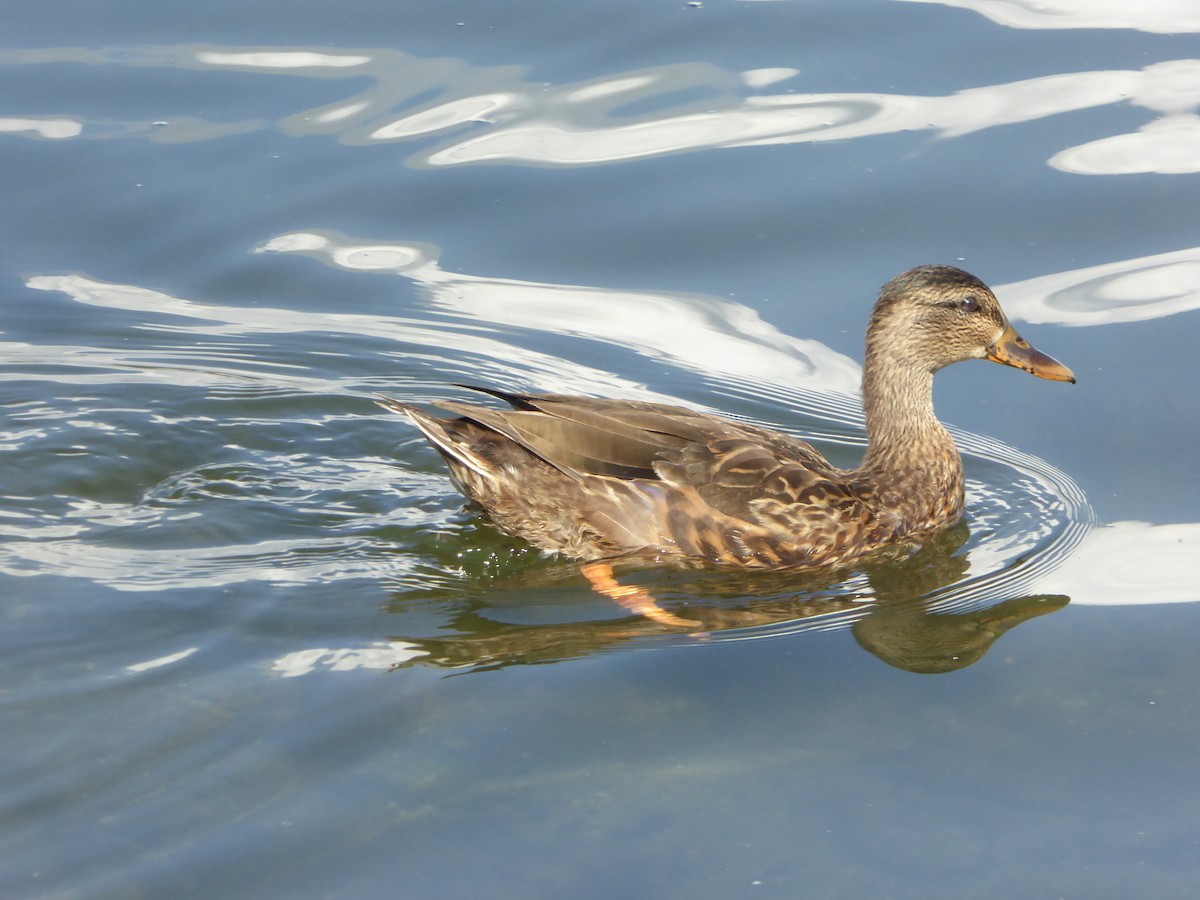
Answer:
379, 265, 1074, 573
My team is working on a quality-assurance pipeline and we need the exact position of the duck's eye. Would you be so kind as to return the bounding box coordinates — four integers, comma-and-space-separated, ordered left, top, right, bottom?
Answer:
937, 295, 979, 313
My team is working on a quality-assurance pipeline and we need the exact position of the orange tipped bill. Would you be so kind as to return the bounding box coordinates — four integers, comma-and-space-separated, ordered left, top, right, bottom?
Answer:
986, 324, 1076, 383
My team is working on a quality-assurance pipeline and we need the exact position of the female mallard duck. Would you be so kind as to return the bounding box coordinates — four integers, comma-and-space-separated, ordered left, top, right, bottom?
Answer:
379, 265, 1073, 589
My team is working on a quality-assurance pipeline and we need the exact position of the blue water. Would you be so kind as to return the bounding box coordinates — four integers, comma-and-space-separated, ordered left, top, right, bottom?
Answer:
3, 1, 1200, 897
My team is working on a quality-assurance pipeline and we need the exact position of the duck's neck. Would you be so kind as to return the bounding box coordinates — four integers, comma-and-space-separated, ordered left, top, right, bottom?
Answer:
857, 356, 964, 530
861, 358, 943, 463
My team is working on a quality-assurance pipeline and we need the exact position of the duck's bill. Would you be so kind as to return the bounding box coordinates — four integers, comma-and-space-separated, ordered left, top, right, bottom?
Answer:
986, 325, 1076, 383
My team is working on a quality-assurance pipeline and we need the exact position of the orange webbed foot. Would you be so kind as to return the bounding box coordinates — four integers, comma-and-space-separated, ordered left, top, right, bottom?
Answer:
581, 562, 704, 631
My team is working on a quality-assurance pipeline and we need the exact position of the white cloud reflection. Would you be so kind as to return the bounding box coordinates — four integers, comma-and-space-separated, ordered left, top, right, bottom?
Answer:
1, 535, 429, 591
1050, 60, 1200, 174
0, 116, 82, 139
194, 50, 371, 69
22, 271, 645, 398
409, 69, 1139, 166
271, 641, 429, 677
258, 228, 1200, 343
126, 647, 199, 673
897, 0, 1200, 34
257, 230, 863, 395
2, 43, 1198, 173
999, 245, 1200, 327
1051, 114, 1200, 175
1037, 521, 1200, 605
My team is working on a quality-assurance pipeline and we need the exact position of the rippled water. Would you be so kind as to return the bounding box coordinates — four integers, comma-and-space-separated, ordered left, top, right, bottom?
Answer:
4, 2, 1200, 897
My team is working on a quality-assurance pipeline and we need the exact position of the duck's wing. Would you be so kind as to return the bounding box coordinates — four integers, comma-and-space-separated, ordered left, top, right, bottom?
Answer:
429, 386, 704, 482
444, 387, 865, 528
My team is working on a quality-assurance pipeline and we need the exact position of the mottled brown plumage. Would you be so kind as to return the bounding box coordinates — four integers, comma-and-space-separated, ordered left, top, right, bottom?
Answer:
379, 265, 1074, 570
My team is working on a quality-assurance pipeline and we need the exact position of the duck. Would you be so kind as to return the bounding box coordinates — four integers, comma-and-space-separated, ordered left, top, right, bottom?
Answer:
378, 265, 1073, 618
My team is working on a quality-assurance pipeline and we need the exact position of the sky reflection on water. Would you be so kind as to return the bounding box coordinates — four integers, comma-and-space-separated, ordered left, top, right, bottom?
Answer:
4, 44, 1200, 175
896, 0, 1200, 34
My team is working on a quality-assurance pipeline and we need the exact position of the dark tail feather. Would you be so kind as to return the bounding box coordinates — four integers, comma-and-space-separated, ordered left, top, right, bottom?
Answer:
375, 394, 496, 482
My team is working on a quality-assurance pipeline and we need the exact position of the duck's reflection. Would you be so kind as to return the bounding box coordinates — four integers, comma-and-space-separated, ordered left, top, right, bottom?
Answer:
851, 538, 1069, 673
380, 525, 1068, 675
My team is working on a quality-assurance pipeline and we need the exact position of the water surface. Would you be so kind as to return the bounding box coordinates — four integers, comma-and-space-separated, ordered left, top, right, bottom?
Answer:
3, 1, 1200, 897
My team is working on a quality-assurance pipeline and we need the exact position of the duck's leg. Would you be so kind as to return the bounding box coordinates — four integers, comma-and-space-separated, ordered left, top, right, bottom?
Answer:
581, 562, 701, 629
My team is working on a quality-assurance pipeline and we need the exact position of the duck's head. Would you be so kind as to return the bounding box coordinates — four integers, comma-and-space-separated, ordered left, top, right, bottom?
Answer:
867, 265, 1075, 383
